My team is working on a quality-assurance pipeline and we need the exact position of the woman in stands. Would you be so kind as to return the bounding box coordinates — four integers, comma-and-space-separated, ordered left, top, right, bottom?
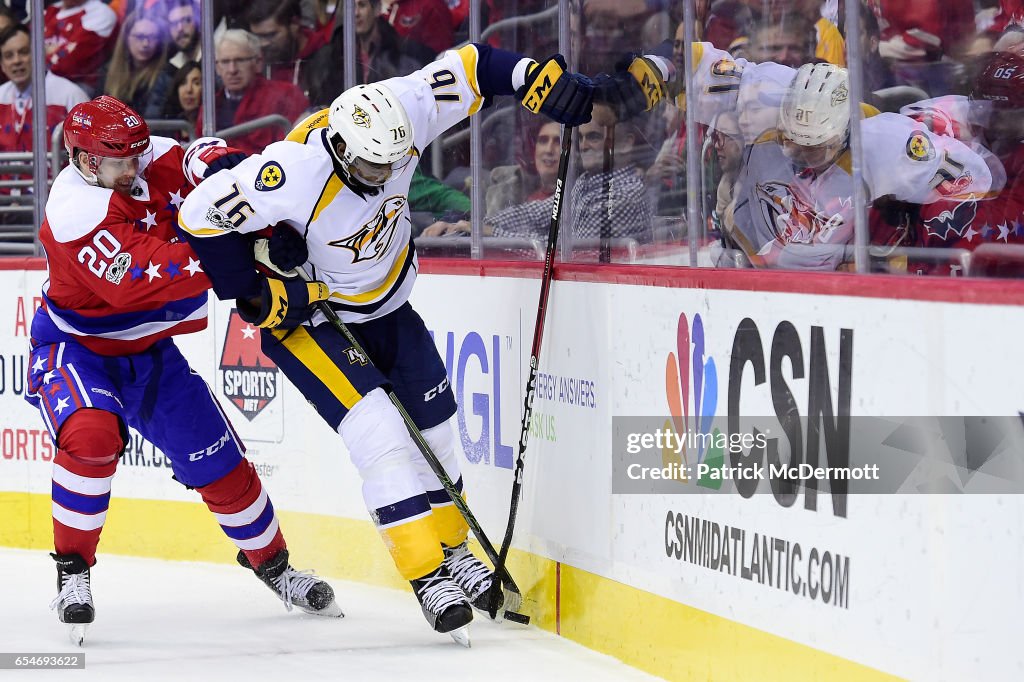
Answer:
102, 9, 172, 119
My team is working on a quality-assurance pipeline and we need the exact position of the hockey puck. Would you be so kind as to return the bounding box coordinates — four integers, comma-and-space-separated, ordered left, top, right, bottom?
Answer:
504, 611, 530, 625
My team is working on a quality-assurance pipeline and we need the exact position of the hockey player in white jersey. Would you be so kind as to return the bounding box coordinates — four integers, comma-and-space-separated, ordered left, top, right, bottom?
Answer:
685, 43, 1001, 269
178, 44, 668, 642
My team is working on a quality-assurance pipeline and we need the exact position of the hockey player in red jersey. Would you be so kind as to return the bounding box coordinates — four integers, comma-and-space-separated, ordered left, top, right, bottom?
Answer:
26, 97, 342, 646
906, 51, 1024, 274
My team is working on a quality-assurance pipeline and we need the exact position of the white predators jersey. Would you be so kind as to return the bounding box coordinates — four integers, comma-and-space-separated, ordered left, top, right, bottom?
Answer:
690, 43, 999, 269
179, 46, 491, 322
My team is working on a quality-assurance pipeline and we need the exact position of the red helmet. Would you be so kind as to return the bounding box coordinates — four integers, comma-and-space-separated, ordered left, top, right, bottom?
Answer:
972, 51, 1024, 110
63, 96, 150, 159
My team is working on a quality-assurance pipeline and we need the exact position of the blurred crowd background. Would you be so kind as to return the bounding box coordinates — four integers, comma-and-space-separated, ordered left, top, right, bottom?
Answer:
3, 0, 1024, 278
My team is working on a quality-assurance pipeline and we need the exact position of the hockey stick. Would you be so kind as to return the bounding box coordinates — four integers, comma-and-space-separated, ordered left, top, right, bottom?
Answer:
289, 265, 531, 625
485, 126, 574, 618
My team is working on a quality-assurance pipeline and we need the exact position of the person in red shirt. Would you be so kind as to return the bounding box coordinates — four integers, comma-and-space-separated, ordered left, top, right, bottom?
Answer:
245, 0, 328, 99
0, 24, 87, 186
383, 0, 454, 55
31, 96, 341, 645
197, 30, 310, 155
43, 0, 118, 94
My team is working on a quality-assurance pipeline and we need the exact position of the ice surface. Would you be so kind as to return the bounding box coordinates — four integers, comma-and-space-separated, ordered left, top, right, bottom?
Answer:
0, 548, 658, 681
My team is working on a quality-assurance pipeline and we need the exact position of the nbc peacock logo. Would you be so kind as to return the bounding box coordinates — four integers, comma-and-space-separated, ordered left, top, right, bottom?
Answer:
664, 313, 725, 488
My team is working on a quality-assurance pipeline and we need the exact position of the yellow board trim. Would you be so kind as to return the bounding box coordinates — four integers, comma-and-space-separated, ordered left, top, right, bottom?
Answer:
454, 45, 484, 115
329, 244, 410, 305
269, 325, 363, 408
1, 491, 894, 681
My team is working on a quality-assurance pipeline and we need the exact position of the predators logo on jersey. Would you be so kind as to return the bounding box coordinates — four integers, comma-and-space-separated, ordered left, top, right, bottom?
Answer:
906, 133, 935, 162
255, 162, 286, 191
328, 195, 407, 263
352, 105, 372, 128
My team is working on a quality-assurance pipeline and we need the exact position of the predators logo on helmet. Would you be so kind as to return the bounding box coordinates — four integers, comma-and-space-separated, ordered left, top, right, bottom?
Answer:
352, 105, 372, 128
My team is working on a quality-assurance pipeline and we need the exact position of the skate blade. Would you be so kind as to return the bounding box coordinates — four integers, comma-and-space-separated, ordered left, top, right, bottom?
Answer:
303, 601, 344, 618
67, 623, 89, 647
448, 626, 471, 648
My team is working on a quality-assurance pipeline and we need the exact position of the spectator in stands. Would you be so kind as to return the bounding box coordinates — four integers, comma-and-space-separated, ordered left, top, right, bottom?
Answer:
747, 13, 815, 69
166, 0, 201, 69
866, 0, 974, 93
860, 4, 901, 108
0, 5, 16, 34
422, 103, 653, 242
245, 0, 327, 97
43, 0, 118, 95
201, 29, 309, 154
740, 0, 846, 66
160, 60, 201, 138
410, 167, 472, 236
306, 0, 433, 108
382, 0, 453, 55
101, 9, 172, 119
483, 119, 562, 216
0, 23, 87, 192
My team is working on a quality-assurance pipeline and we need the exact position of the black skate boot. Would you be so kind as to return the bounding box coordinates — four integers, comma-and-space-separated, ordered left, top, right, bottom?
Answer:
49, 553, 94, 646
442, 541, 505, 617
237, 549, 343, 617
410, 563, 473, 647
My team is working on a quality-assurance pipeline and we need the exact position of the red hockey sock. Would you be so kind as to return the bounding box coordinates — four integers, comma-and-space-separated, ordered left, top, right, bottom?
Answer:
198, 460, 286, 569
51, 409, 123, 566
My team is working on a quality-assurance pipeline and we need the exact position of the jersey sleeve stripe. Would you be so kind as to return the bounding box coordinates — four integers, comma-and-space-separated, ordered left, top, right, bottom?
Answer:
309, 173, 347, 226
454, 44, 484, 115
177, 218, 227, 237
288, 109, 330, 143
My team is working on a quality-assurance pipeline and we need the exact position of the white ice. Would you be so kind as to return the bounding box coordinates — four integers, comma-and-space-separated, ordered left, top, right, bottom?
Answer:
0, 548, 658, 681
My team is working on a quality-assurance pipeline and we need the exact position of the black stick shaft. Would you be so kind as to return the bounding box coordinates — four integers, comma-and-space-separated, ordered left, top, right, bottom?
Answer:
487, 127, 574, 616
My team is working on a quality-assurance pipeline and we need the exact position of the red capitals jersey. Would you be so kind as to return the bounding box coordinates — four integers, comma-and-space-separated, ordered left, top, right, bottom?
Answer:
990, 0, 1024, 34
866, 0, 975, 56
44, 0, 118, 90
36, 137, 213, 356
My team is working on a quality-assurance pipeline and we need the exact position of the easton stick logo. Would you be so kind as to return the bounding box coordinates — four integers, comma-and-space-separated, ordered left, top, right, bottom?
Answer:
664, 313, 724, 487
220, 310, 279, 420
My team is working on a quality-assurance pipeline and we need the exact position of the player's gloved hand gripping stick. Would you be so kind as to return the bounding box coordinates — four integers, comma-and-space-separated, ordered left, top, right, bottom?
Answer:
252, 237, 530, 624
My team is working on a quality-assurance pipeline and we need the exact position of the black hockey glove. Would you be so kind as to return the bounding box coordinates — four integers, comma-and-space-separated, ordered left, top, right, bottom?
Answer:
237, 275, 330, 330
268, 223, 308, 272
517, 54, 594, 126
594, 54, 674, 121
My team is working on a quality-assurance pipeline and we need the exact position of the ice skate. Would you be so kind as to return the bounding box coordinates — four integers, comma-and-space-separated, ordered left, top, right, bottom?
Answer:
49, 553, 94, 647
442, 541, 507, 618
410, 563, 473, 647
237, 549, 343, 617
